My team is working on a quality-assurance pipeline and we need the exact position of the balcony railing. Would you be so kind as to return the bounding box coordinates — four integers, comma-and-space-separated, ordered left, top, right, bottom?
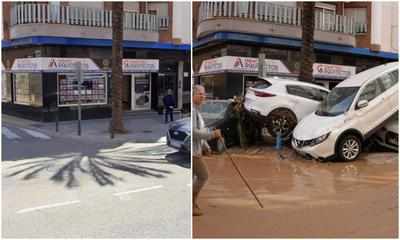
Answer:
199, 2, 366, 35
11, 4, 169, 32
355, 22, 368, 34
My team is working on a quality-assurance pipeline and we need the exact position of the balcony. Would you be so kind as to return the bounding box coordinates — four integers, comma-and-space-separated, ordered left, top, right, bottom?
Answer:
10, 4, 169, 42
197, 2, 366, 47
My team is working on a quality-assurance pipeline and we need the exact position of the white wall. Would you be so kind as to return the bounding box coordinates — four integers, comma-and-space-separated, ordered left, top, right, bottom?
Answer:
148, 3, 168, 17
172, 2, 191, 44
371, 2, 398, 53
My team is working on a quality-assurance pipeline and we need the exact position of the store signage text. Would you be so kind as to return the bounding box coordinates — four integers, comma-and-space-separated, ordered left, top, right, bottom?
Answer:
313, 63, 356, 79
199, 56, 290, 74
11, 58, 100, 72
122, 59, 159, 72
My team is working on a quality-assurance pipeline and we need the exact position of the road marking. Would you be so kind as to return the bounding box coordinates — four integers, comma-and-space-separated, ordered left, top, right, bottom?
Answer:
2, 127, 21, 140
20, 128, 51, 140
17, 200, 80, 214
113, 185, 163, 196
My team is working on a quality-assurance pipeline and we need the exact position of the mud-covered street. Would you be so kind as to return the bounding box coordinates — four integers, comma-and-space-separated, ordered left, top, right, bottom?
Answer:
193, 146, 398, 238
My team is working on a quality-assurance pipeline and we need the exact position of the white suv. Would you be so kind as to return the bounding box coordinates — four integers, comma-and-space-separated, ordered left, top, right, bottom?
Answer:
292, 62, 399, 161
244, 77, 329, 139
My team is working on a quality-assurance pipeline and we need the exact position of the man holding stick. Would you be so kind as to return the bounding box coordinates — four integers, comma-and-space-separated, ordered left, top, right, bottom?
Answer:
192, 85, 223, 216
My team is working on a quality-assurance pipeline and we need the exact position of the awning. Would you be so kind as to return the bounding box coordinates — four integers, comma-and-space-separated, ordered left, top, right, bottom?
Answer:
194, 32, 398, 61
198, 56, 290, 75
11, 57, 101, 72
198, 56, 356, 80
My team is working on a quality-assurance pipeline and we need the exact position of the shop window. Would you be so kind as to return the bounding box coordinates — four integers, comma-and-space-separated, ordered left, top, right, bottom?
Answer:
316, 53, 331, 64
58, 73, 107, 106
344, 8, 368, 34
14, 73, 43, 107
2, 72, 12, 102
200, 74, 225, 99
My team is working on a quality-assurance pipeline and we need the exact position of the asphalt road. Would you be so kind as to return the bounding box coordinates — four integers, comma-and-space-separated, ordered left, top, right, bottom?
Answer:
2, 123, 191, 238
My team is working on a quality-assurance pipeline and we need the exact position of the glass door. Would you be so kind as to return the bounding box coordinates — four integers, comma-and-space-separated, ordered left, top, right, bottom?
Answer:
132, 73, 151, 110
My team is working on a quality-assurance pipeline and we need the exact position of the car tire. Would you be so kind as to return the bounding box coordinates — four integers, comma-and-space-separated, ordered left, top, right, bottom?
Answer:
265, 108, 297, 141
336, 134, 362, 162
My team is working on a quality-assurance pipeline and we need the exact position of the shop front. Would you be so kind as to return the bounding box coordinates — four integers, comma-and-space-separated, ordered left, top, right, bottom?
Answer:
196, 56, 292, 99
121, 59, 159, 111
196, 56, 357, 99
4, 57, 108, 121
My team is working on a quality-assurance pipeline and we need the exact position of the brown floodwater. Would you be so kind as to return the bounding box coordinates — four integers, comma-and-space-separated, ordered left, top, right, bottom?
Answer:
195, 146, 398, 238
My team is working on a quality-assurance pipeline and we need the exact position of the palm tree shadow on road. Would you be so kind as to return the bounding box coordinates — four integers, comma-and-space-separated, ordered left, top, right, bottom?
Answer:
4, 142, 177, 188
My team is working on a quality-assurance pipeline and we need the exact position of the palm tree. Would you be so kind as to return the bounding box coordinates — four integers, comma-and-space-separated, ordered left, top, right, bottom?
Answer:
299, 2, 315, 83
111, 2, 127, 134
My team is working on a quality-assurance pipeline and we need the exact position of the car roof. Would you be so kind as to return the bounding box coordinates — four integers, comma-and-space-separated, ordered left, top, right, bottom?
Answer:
260, 76, 329, 91
336, 62, 399, 87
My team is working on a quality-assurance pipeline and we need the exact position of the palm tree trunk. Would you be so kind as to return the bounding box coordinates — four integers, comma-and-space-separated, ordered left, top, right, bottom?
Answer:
111, 2, 127, 134
299, 2, 315, 83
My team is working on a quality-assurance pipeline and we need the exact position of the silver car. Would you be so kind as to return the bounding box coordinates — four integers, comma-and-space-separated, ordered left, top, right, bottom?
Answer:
166, 117, 191, 153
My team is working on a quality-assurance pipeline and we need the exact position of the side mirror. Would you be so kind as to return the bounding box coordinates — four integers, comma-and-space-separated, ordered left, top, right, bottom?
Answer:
357, 100, 368, 109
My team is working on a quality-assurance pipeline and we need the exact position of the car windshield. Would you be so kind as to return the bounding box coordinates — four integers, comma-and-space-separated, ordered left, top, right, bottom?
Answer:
316, 87, 359, 116
200, 101, 230, 125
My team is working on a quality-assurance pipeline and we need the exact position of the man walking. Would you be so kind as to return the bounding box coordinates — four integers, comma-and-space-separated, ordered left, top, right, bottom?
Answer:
163, 89, 175, 123
192, 85, 223, 216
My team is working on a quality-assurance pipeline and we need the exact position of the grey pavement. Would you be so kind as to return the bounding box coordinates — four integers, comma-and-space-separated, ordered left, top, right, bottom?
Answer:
2, 114, 191, 238
2, 111, 190, 145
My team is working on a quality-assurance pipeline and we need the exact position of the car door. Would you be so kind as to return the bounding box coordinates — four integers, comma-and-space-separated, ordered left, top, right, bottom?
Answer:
354, 78, 385, 135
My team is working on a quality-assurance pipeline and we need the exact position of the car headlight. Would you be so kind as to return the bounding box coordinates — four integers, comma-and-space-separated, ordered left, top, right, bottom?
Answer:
309, 132, 330, 146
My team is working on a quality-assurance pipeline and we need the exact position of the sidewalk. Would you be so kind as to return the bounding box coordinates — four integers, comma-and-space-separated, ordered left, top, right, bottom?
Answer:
2, 112, 189, 144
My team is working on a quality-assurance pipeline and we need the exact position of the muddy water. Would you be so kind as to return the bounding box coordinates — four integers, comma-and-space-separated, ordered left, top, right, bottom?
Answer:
204, 147, 397, 208
196, 146, 398, 238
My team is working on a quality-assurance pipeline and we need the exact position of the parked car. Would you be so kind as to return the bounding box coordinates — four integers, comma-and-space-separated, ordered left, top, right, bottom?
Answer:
244, 76, 330, 139
374, 114, 398, 151
292, 62, 398, 161
200, 99, 238, 151
166, 117, 190, 153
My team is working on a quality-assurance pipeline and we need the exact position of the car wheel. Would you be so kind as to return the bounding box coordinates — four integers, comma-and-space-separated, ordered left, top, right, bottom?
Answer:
266, 108, 297, 140
337, 134, 362, 162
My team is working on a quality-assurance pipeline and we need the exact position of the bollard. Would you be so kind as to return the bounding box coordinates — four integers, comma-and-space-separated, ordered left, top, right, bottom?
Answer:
55, 107, 59, 132
275, 132, 282, 150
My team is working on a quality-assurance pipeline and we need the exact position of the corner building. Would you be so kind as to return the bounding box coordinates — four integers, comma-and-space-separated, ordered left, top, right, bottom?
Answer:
193, 2, 398, 99
2, 2, 191, 121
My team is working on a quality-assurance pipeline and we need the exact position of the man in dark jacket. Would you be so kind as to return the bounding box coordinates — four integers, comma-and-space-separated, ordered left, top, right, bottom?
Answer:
163, 89, 175, 123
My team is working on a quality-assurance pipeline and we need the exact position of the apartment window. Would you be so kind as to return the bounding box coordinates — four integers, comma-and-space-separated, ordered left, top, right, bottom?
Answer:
345, 8, 368, 34
14, 73, 43, 106
148, 10, 157, 15
315, 3, 336, 31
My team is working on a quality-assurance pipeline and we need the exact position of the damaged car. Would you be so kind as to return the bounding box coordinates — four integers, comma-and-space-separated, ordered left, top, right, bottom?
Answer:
166, 117, 191, 154
292, 62, 398, 162
244, 76, 329, 140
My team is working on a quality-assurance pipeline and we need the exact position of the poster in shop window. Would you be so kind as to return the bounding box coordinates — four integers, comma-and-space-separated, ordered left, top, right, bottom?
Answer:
57, 72, 107, 107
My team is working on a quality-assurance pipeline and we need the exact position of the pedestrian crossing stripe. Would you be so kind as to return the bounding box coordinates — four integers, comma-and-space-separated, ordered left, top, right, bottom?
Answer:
2, 127, 51, 140
2, 127, 21, 140
20, 128, 51, 140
